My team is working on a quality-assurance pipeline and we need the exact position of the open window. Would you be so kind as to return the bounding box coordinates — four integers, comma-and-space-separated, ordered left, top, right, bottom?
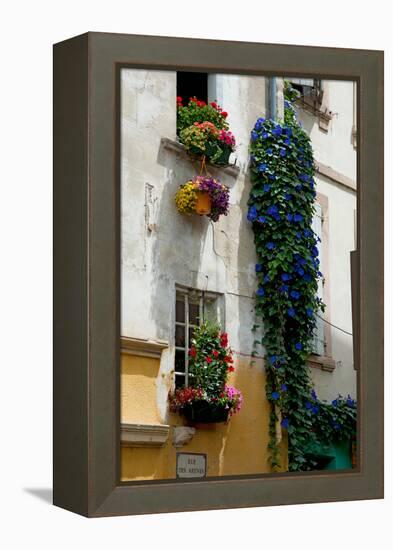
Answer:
176, 71, 208, 105
174, 287, 224, 388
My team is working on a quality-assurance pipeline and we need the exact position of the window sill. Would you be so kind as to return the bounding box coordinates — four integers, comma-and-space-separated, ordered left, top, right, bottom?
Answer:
120, 336, 168, 359
161, 137, 241, 180
121, 423, 170, 447
307, 354, 336, 373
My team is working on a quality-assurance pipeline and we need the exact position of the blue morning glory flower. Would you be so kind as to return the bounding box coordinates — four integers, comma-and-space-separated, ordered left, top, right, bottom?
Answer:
311, 246, 319, 257
256, 287, 265, 297
266, 148, 273, 155
281, 273, 292, 281
305, 401, 312, 410
269, 355, 278, 364
255, 264, 263, 272
259, 163, 268, 172
295, 184, 302, 192
267, 204, 279, 216
311, 405, 319, 414
332, 399, 338, 407
266, 242, 275, 250
280, 148, 286, 157
303, 273, 312, 282
269, 174, 276, 181
284, 193, 292, 201
263, 184, 271, 192
306, 307, 313, 318
281, 384, 288, 392
271, 391, 280, 401
311, 389, 317, 400
287, 213, 294, 222
297, 267, 305, 276
284, 137, 291, 145
299, 173, 308, 182
247, 206, 258, 221
295, 342, 302, 350
279, 285, 289, 293
287, 307, 296, 318
333, 422, 341, 430
290, 290, 301, 300
272, 125, 283, 136
295, 231, 302, 240
257, 216, 267, 223
251, 130, 259, 141
264, 274, 270, 283
304, 229, 313, 238
294, 213, 303, 222
281, 418, 290, 429
346, 396, 355, 407
262, 131, 269, 138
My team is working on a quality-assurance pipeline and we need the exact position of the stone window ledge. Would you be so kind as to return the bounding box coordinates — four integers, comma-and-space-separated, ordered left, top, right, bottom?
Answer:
120, 336, 168, 359
307, 354, 336, 373
161, 137, 241, 180
121, 423, 170, 447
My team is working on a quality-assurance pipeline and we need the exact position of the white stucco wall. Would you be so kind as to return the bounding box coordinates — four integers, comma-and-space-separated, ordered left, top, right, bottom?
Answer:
121, 69, 270, 420
295, 79, 357, 401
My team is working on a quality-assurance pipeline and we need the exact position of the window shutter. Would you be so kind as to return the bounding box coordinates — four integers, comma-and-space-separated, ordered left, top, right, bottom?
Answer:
312, 203, 325, 355
289, 78, 315, 87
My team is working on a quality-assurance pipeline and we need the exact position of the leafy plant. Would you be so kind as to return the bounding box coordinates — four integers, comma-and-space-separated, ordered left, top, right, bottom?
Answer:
247, 82, 356, 471
169, 322, 243, 417
176, 97, 235, 165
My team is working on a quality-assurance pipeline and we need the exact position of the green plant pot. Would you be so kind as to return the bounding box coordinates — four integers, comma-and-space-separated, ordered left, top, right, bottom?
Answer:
182, 400, 230, 423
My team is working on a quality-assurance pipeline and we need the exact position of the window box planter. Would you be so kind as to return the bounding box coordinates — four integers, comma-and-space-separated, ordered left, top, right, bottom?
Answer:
182, 400, 230, 424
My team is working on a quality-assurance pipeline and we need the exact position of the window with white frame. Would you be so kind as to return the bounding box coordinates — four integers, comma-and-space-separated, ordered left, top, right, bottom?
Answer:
174, 287, 223, 388
311, 202, 326, 355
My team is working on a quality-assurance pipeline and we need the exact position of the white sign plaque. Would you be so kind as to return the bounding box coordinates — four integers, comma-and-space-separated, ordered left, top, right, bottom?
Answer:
176, 453, 207, 478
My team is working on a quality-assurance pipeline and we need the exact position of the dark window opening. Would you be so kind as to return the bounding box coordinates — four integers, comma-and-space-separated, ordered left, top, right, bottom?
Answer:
177, 71, 208, 106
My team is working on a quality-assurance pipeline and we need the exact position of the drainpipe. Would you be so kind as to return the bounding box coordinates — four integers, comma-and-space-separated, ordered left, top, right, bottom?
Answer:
269, 76, 277, 121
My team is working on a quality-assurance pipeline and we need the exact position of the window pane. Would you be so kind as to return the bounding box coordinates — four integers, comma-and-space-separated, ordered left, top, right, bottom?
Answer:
189, 302, 200, 325
175, 324, 185, 347
176, 299, 185, 323
175, 349, 186, 373
189, 326, 196, 344
175, 373, 186, 389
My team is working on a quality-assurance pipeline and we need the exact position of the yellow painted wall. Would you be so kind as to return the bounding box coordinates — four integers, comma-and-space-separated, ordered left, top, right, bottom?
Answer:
121, 352, 288, 481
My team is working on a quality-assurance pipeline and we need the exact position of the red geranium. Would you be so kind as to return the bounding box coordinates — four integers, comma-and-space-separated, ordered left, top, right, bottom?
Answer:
213, 350, 219, 357
206, 356, 212, 364
227, 366, 235, 373
189, 347, 197, 357
224, 355, 233, 363
220, 332, 228, 347
221, 111, 228, 118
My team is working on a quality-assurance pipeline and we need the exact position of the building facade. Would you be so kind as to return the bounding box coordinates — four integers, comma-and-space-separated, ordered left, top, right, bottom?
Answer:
120, 69, 356, 481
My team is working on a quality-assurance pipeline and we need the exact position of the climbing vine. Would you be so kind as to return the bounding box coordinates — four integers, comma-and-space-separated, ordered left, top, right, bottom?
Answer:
247, 82, 354, 471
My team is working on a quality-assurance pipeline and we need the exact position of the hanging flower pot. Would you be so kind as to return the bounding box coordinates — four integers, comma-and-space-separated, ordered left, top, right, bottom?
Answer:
195, 191, 211, 215
175, 174, 229, 222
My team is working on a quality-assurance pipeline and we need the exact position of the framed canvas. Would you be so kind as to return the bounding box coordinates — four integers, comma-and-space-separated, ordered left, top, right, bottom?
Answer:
53, 32, 384, 517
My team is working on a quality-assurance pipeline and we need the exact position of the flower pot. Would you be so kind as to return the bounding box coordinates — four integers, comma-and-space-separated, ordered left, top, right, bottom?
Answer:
195, 191, 211, 216
182, 400, 230, 423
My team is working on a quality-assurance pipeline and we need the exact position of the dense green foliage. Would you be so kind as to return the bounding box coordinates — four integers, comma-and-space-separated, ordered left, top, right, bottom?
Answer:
247, 83, 356, 471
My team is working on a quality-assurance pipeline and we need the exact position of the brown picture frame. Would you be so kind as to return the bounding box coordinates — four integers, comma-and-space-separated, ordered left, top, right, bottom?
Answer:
53, 32, 384, 517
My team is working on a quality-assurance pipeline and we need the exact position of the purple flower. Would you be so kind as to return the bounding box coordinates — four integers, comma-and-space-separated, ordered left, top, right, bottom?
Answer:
257, 215, 267, 223
306, 307, 313, 318
263, 184, 271, 192
311, 246, 319, 257
281, 418, 290, 429
281, 273, 292, 281
280, 148, 286, 157
287, 213, 294, 222
255, 264, 263, 272
251, 130, 259, 141
262, 131, 269, 138
266, 242, 275, 250
258, 163, 268, 172
281, 384, 288, 391
279, 284, 289, 293
266, 148, 273, 155
311, 389, 317, 400
297, 267, 305, 276
271, 391, 280, 401
305, 401, 312, 410
256, 287, 265, 297
295, 342, 302, 350
272, 125, 283, 136
294, 213, 303, 222
290, 290, 301, 300
264, 274, 270, 283
284, 193, 292, 201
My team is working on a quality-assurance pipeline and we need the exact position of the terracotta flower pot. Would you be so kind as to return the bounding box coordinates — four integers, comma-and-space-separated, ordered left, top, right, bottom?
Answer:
195, 191, 211, 216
